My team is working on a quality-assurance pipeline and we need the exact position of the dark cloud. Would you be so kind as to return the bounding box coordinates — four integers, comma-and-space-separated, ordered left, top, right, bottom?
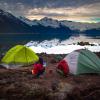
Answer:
0, 0, 100, 8
0, 0, 100, 22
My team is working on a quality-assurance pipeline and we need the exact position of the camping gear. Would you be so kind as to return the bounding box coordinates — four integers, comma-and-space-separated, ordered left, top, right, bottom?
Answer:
1, 45, 39, 68
32, 63, 45, 77
57, 49, 100, 75
57, 60, 69, 76
32, 57, 46, 77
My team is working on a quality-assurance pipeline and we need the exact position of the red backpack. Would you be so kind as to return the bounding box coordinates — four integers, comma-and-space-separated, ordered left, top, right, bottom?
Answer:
32, 63, 44, 75
57, 60, 69, 75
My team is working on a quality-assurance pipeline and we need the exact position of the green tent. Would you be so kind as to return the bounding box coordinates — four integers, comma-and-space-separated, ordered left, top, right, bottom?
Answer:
63, 49, 100, 75
1, 45, 39, 68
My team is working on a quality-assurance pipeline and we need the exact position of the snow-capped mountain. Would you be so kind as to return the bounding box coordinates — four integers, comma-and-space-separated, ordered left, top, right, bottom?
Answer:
19, 16, 100, 31
19, 17, 60, 28
0, 9, 100, 39
19, 17, 59, 28
61, 20, 100, 31
0, 9, 14, 19
39, 17, 59, 28
19, 16, 38, 26
0, 9, 75, 37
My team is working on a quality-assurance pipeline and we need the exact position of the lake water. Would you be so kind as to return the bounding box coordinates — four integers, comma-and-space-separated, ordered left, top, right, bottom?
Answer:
0, 33, 71, 46
0, 33, 99, 52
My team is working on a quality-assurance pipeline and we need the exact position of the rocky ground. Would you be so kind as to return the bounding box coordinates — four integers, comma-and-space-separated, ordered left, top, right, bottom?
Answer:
0, 52, 100, 100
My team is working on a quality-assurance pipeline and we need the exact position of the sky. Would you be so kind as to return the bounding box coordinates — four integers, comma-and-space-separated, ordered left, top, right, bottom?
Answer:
0, 0, 100, 23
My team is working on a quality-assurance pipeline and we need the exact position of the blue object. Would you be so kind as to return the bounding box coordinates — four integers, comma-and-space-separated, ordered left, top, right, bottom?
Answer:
43, 61, 47, 67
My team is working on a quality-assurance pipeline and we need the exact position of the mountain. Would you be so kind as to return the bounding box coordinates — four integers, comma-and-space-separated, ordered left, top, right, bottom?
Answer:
32, 24, 78, 40
0, 9, 32, 33
0, 9, 75, 36
19, 17, 60, 28
60, 20, 100, 31
19, 16, 38, 26
39, 17, 60, 28
19, 16, 100, 38
20, 16, 100, 31
0, 9, 100, 39
19, 17, 76, 39
83, 28, 100, 37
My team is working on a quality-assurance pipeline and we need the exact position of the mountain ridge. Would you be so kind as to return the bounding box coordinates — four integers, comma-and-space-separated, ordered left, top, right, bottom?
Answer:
19, 16, 100, 31
0, 9, 100, 39
0, 9, 33, 33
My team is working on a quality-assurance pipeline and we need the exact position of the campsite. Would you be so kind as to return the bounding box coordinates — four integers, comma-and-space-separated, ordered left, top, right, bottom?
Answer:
0, 0, 100, 99
0, 46, 100, 100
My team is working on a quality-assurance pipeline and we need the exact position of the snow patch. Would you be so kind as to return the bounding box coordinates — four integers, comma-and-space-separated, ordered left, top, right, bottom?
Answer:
25, 36, 100, 54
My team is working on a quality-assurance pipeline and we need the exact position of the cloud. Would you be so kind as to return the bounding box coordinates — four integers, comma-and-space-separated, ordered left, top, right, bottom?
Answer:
0, 0, 100, 8
0, 2, 29, 16
0, 0, 100, 22
25, 3, 100, 19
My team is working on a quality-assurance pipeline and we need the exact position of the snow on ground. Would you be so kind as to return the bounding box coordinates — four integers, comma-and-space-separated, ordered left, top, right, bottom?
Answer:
28, 45, 100, 54
25, 35, 100, 54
